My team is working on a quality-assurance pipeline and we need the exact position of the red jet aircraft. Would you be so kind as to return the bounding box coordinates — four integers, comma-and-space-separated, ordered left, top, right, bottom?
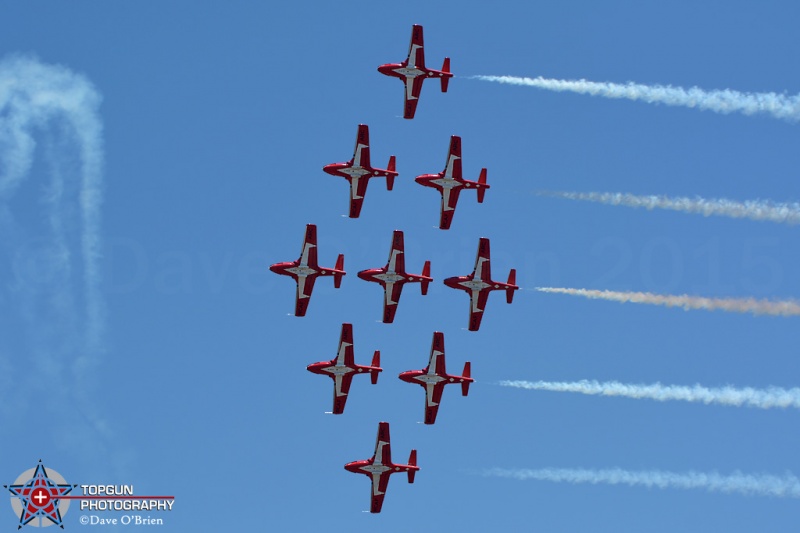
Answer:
377, 24, 452, 119
306, 323, 381, 414
357, 230, 432, 324
444, 238, 518, 331
344, 421, 419, 513
399, 332, 473, 424
415, 135, 489, 230
269, 224, 345, 316
323, 124, 397, 218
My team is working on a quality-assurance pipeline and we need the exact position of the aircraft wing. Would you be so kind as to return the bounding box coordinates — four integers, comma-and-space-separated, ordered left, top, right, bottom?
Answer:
294, 274, 317, 317
332, 373, 354, 414
423, 384, 445, 425
337, 323, 356, 367
444, 136, 463, 180
370, 475, 389, 513
468, 289, 490, 331
388, 230, 405, 274
300, 224, 318, 268
474, 237, 492, 282
374, 421, 392, 465
353, 124, 371, 169
403, 76, 424, 119
382, 282, 404, 323
429, 332, 447, 375
439, 187, 461, 230
348, 176, 369, 218
406, 24, 425, 69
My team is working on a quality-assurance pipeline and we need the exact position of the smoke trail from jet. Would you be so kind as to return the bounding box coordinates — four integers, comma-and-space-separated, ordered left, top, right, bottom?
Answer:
534, 288, 800, 317
483, 468, 800, 498
472, 75, 800, 121
0, 55, 111, 455
540, 191, 800, 225
499, 380, 800, 409
0, 54, 105, 353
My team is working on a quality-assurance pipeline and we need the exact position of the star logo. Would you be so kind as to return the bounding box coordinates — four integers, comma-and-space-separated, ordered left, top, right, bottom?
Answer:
5, 461, 76, 529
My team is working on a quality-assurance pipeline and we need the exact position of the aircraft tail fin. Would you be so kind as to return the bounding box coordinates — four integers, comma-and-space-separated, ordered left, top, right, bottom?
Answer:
506, 269, 516, 303
420, 260, 431, 295
477, 168, 488, 203
386, 156, 396, 190
370, 350, 381, 384
440, 58, 450, 92
334, 254, 345, 288
408, 450, 418, 483
461, 362, 471, 396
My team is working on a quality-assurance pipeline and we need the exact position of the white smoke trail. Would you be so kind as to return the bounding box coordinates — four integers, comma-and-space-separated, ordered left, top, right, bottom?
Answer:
483, 468, 800, 499
535, 287, 800, 317
500, 380, 800, 409
540, 191, 800, 225
472, 75, 800, 121
0, 55, 110, 450
0, 54, 105, 355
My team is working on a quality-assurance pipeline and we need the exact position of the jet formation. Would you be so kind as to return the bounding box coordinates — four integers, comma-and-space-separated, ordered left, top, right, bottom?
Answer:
270, 24, 519, 513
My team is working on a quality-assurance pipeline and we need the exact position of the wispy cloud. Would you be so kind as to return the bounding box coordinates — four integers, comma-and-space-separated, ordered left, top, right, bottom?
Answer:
483, 467, 800, 498
540, 191, 800, 225
500, 380, 800, 409
535, 287, 800, 317
472, 75, 800, 121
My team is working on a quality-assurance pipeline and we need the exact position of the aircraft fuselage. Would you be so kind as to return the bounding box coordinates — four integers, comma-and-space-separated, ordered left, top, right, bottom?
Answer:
323, 162, 391, 179
378, 63, 448, 81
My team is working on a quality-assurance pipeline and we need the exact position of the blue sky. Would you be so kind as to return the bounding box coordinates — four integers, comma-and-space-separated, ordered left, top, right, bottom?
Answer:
1, 1, 800, 530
